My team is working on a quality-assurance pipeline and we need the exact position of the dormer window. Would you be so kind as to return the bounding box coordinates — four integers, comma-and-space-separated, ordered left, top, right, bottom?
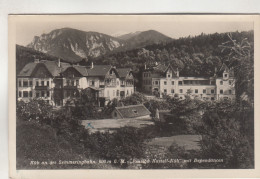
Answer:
132, 110, 138, 114
224, 73, 228, 78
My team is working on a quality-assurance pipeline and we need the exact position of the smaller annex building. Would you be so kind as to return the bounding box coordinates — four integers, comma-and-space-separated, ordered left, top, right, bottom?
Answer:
112, 104, 151, 119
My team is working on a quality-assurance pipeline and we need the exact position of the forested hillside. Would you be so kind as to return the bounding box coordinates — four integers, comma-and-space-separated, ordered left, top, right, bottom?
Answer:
95, 31, 254, 78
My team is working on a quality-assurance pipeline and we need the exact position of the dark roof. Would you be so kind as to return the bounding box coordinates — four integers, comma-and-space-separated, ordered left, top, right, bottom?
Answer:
73, 65, 88, 76
86, 65, 112, 77
117, 68, 132, 78
115, 104, 151, 118
18, 60, 71, 77
18, 62, 38, 77
153, 64, 168, 72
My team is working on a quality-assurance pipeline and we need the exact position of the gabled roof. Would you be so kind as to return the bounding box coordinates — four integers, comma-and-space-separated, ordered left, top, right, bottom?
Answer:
153, 64, 168, 72
114, 104, 151, 118
72, 65, 88, 76
18, 63, 38, 77
18, 60, 71, 77
86, 65, 112, 77
117, 68, 132, 78
216, 63, 234, 77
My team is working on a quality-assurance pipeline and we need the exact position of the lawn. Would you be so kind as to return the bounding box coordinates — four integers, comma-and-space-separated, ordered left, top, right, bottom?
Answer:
147, 135, 202, 150
81, 118, 154, 133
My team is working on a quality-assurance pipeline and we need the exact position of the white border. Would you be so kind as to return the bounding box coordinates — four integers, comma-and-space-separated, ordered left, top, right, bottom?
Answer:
1, 1, 260, 179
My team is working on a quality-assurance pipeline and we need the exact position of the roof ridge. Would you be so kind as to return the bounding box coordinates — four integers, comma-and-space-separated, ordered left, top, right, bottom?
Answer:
115, 104, 144, 109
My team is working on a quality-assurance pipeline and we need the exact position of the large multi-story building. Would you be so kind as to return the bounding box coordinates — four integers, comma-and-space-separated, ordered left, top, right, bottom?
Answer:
142, 63, 235, 100
17, 59, 134, 106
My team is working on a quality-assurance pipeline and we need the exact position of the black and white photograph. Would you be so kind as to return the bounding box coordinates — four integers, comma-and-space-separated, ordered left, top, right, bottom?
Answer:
9, 15, 256, 172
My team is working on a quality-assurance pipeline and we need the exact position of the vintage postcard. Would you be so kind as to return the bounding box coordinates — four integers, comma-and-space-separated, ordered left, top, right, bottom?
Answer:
9, 15, 260, 178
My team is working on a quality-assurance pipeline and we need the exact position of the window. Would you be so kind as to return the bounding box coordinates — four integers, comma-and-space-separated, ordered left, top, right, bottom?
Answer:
41, 81, 44, 86
132, 110, 138, 114
229, 80, 232, 85
18, 91, 22, 97
172, 81, 174, 85
164, 89, 167, 93
171, 89, 174, 93
211, 97, 215, 100
164, 81, 167, 85
91, 81, 95, 86
107, 90, 110, 96
29, 80, 33, 86
220, 89, 223, 94
229, 90, 232, 94
41, 91, 45, 97
180, 89, 183, 93
47, 91, 50, 97
195, 89, 198, 93
155, 81, 159, 85
110, 70, 113, 75
36, 92, 40, 97
117, 90, 119, 96
23, 91, 28, 97
220, 81, 223, 85
18, 80, 22, 87
180, 97, 183, 99
23, 81, 28, 87
66, 80, 70, 86
76, 80, 79, 86
178, 81, 183, 85
47, 81, 49, 86
113, 90, 115, 96
211, 89, 215, 94
36, 81, 39, 86
29, 91, 32, 97
168, 74, 171, 78
203, 89, 206, 94
224, 74, 228, 78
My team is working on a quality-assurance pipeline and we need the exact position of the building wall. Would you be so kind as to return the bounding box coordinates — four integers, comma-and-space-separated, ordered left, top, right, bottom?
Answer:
17, 77, 53, 104
216, 78, 235, 100
144, 69, 235, 101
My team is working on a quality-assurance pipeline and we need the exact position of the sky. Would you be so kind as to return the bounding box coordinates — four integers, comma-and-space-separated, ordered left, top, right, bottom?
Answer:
15, 15, 254, 46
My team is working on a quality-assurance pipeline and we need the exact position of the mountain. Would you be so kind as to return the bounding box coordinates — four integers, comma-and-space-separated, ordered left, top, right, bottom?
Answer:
27, 28, 173, 63
27, 28, 125, 62
116, 31, 142, 40
121, 30, 173, 48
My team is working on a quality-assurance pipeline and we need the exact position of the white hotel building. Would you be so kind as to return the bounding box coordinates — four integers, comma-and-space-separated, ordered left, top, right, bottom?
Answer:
142, 63, 235, 100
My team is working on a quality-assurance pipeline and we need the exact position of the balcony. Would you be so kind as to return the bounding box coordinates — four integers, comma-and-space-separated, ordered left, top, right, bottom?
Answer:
35, 86, 50, 90
63, 85, 79, 89
99, 85, 105, 88
120, 85, 125, 87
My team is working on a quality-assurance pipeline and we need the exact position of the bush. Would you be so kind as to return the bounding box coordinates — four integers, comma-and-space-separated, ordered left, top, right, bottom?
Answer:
17, 99, 52, 123
120, 92, 148, 106
199, 99, 254, 168
83, 127, 150, 168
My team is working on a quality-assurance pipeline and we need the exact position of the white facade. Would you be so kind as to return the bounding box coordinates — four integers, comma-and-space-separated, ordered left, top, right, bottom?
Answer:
143, 64, 235, 101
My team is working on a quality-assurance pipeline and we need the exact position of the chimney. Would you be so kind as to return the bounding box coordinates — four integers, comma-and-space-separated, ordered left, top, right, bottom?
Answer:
91, 62, 94, 69
34, 59, 39, 63
176, 68, 179, 77
214, 67, 217, 76
144, 63, 147, 69
57, 59, 61, 67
